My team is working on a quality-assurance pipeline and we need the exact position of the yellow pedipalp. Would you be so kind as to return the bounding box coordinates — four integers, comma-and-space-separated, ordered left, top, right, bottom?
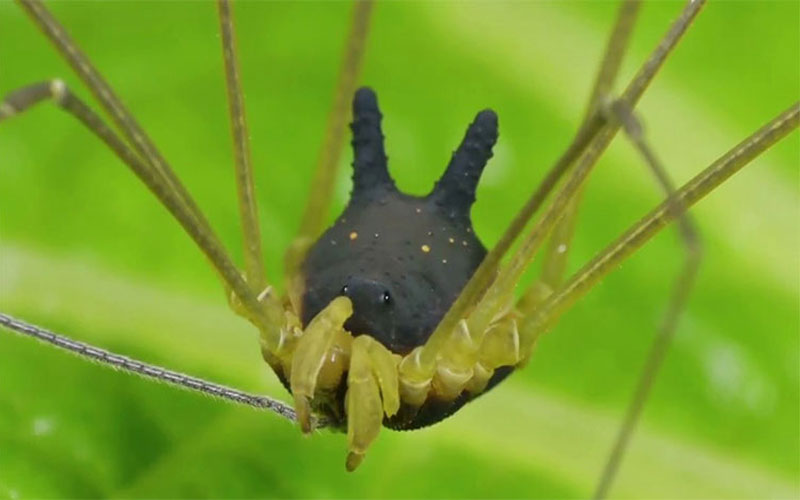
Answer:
345, 335, 384, 471
362, 335, 401, 417
315, 328, 353, 391
290, 296, 353, 433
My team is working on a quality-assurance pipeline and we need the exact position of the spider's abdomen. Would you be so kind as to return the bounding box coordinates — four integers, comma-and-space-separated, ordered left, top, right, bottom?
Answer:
300, 86, 497, 356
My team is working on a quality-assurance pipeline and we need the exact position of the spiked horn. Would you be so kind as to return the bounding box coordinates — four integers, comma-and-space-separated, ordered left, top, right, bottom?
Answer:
429, 109, 498, 216
349, 87, 396, 201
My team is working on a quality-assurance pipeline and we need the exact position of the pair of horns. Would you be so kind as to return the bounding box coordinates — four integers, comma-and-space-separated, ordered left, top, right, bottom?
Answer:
349, 87, 498, 214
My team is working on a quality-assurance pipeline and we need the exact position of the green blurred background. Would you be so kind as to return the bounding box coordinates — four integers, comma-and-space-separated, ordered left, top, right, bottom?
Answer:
0, 1, 798, 498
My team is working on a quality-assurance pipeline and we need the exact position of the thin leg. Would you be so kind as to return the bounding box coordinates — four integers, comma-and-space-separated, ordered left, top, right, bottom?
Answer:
592, 101, 702, 499
539, 0, 642, 290
287, 0, 375, 272
420, 106, 606, 365
217, 0, 267, 293
0, 312, 303, 423
0, 80, 283, 350
13, 0, 285, 344
415, 0, 707, 372
17, 0, 211, 245
519, 102, 799, 352
583, 1, 642, 121
414, 0, 676, 368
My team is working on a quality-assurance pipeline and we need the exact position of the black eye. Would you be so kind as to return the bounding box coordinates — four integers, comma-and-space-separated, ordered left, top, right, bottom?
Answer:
382, 291, 391, 305
341, 285, 349, 295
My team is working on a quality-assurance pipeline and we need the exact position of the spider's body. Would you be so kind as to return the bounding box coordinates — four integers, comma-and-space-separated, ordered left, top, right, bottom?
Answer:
302, 88, 491, 355
301, 194, 486, 354
297, 87, 502, 429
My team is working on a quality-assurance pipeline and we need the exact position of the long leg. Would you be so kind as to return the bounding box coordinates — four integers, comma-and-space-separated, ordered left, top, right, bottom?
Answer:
517, 3, 702, 488
17, 0, 211, 247
514, 2, 703, 490
515, 104, 797, 490
0, 80, 283, 350
406, 0, 707, 378
10, 0, 285, 347
539, 0, 642, 291
412, 0, 651, 366
0, 313, 304, 423
285, 0, 375, 285
592, 102, 702, 499
481, 0, 705, 321
519, 102, 799, 351
217, 0, 267, 293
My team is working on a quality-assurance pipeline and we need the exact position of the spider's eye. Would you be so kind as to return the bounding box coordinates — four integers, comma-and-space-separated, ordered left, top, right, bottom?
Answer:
341, 285, 349, 295
382, 291, 391, 305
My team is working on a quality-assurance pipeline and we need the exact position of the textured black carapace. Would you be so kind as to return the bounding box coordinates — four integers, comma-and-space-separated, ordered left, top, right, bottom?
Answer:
301, 87, 498, 355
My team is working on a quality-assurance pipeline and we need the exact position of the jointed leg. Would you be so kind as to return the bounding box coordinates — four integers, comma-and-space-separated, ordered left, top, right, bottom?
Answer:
518, 6, 703, 487
285, 0, 375, 293
516, 3, 702, 490
0, 82, 207, 244
9, 0, 285, 347
592, 101, 702, 499
0, 77, 283, 348
519, 102, 799, 351
395, 0, 708, 428
539, 0, 642, 291
496, 0, 704, 317
514, 106, 799, 488
17, 0, 211, 244
0, 313, 300, 422
403, 0, 707, 389
410, 0, 647, 374
217, 0, 267, 293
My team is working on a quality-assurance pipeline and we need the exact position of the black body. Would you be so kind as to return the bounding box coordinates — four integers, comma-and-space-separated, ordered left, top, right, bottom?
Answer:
299, 87, 503, 427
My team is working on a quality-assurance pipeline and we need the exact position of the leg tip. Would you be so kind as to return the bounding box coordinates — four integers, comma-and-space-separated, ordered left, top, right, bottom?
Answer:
293, 395, 313, 434
346, 451, 365, 472
0, 102, 17, 121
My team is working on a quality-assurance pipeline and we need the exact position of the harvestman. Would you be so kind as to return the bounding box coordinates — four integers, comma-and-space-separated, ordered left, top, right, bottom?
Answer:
0, 0, 797, 495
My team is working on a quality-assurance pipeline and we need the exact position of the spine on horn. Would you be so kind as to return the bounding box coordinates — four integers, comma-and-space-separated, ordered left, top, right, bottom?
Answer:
350, 87, 394, 201
430, 109, 498, 217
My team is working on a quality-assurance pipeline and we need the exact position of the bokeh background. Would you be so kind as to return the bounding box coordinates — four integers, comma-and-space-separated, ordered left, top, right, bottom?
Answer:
0, 1, 798, 498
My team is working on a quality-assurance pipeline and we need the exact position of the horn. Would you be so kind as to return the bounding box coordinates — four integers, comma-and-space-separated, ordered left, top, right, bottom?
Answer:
350, 87, 395, 200
430, 109, 498, 216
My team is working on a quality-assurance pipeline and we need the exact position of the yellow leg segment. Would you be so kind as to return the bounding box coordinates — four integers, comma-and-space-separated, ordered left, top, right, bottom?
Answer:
401, 308, 523, 406
345, 335, 400, 471
289, 296, 353, 432
431, 320, 477, 400
514, 279, 555, 365
403, 275, 553, 404
468, 316, 521, 394
399, 288, 523, 405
